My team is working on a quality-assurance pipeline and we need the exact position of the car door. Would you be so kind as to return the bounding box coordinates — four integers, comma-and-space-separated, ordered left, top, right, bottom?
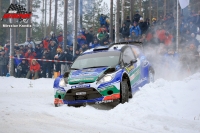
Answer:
122, 47, 141, 87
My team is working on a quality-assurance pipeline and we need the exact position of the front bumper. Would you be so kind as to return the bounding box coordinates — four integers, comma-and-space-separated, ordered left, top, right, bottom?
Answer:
54, 81, 121, 105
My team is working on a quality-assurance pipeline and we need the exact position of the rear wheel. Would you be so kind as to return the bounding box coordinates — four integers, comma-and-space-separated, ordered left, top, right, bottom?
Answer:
120, 81, 129, 104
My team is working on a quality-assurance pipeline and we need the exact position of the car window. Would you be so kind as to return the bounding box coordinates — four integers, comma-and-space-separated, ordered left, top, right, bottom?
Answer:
123, 47, 136, 65
131, 46, 142, 58
71, 51, 120, 69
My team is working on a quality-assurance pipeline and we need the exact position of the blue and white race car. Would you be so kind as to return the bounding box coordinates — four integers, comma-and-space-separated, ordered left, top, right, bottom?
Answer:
53, 42, 155, 107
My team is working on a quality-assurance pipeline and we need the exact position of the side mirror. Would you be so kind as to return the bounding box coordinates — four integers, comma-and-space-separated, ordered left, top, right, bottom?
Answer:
130, 59, 137, 65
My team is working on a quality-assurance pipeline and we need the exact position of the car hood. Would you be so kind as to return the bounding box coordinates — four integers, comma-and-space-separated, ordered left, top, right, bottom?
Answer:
68, 67, 109, 85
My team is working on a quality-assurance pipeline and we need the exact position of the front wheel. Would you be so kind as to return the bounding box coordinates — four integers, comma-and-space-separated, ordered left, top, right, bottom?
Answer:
120, 81, 129, 104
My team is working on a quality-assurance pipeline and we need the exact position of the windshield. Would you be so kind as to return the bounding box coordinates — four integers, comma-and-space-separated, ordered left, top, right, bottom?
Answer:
71, 51, 120, 69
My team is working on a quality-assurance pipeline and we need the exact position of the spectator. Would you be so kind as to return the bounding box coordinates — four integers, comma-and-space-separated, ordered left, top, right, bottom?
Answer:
130, 22, 141, 37
14, 50, 23, 75
99, 14, 106, 26
16, 59, 29, 78
26, 59, 41, 79
41, 49, 51, 78
124, 16, 131, 28
97, 28, 109, 45
77, 32, 87, 48
4, 41, 10, 56
24, 48, 37, 65
143, 18, 150, 34
35, 44, 43, 59
73, 50, 80, 61
90, 39, 100, 48
188, 21, 197, 34
120, 23, 129, 38
54, 47, 65, 74
0, 51, 9, 76
24, 37, 35, 49
43, 37, 50, 50
85, 30, 93, 45
189, 33, 200, 48
133, 11, 141, 23
50, 32, 58, 44
57, 31, 63, 45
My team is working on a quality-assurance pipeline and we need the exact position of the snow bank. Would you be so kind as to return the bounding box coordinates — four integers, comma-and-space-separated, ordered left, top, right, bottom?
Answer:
0, 74, 200, 133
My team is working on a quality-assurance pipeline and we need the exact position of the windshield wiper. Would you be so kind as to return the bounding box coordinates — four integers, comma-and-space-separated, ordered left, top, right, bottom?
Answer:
70, 68, 80, 70
82, 66, 108, 69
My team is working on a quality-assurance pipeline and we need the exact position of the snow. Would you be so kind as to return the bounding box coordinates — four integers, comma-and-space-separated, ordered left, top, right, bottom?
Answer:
0, 73, 200, 133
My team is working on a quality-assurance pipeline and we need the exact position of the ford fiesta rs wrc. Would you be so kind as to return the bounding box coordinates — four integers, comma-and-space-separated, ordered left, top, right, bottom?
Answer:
53, 42, 155, 107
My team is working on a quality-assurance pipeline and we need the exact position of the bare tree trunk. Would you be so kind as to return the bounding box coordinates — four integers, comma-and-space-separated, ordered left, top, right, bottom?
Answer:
9, 0, 15, 76
110, 0, 113, 42
64, 0, 68, 50
54, 0, 58, 33
26, 0, 30, 39
73, 0, 78, 56
48, 0, 52, 35
115, 0, 120, 43
149, 0, 152, 23
164, 0, 166, 18
121, 0, 125, 27
79, 0, 83, 29
139, 0, 142, 15
130, 0, 134, 22
42, 0, 44, 34
44, 0, 47, 37
156, 0, 158, 20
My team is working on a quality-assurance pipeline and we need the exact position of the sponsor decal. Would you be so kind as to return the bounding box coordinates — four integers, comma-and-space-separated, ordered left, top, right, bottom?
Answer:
1, 3, 32, 28
95, 100, 113, 104
71, 84, 90, 89
130, 68, 140, 81
125, 65, 134, 73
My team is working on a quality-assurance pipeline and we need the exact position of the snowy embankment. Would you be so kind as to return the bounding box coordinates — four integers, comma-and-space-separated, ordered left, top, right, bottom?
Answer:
0, 74, 200, 133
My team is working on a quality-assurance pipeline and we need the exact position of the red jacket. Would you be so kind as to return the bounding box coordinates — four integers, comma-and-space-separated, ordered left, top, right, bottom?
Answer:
164, 35, 173, 46
25, 52, 37, 65
57, 35, 63, 43
43, 40, 49, 49
30, 62, 40, 72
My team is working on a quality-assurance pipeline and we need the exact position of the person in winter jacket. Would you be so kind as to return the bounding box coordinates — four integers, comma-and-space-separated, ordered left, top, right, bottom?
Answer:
73, 50, 80, 61
124, 16, 131, 28
0, 51, 9, 76
99, 14, 106, 26
43, 37, 50, 49
16, 59, 29, 78
50, 33, 58, 44
57, 31, 63, 45
77, 33, 87, 48
26, 59, 41, 79
133, 11, 141, 23
41, 49, 51, 78
90, 39, 100, 48
24, 48, 37, 65
54, 47, 65, 73
130, 22, 141, 37
24, 37, 35, 49
120, 23, 130, 38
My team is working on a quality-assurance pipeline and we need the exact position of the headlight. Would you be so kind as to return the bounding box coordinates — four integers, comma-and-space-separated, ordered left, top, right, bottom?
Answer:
59, 78, 66, 87
97, 73, 116, 84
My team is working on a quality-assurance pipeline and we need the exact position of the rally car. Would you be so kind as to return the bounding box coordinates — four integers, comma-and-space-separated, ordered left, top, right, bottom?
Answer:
53, 42, 155, 107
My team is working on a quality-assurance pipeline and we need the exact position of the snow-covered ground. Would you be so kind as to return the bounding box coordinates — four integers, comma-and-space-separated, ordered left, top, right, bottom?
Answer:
0, 73, 200, 133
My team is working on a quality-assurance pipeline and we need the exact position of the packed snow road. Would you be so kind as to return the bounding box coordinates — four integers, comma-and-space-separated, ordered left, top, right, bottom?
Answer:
0, 74, 200, 133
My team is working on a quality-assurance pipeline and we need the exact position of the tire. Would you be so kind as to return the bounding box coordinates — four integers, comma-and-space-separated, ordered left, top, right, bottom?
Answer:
55, 104, 59, 107
120, 81, 129, 104
148, 67, 155, 83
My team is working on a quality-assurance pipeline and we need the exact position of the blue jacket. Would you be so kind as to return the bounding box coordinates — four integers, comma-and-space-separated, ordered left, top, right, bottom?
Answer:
130, 25, 141, 36
99, 16, 106, 25
90, 43, 100, 49
14, 55, 23, 67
